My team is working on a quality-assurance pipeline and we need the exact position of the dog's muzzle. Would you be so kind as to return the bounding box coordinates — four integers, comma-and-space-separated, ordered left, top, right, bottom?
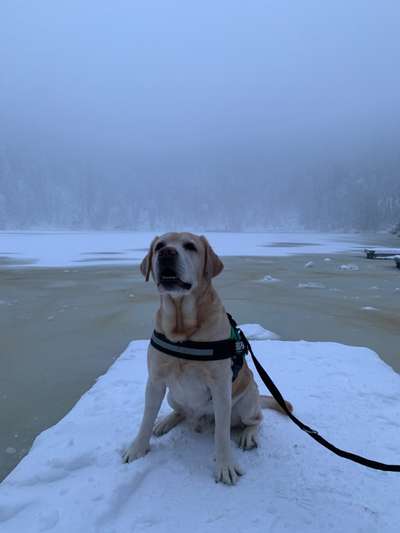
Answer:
157, 247, 192, 291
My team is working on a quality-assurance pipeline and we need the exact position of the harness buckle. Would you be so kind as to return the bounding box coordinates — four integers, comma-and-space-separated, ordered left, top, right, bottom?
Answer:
237, 330, 249, 353
235, 340, 246, 354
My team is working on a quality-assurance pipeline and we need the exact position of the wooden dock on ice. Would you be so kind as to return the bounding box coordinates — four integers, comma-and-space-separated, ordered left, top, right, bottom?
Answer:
364, 248, 400, 269
364, 248, 400, 259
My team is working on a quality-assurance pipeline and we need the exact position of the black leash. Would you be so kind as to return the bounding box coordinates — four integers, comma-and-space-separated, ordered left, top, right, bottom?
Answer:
227, 313, 400, 472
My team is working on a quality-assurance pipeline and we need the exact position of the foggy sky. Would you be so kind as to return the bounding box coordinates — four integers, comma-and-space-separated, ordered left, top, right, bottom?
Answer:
0, 1, 400, 230
1, 1, 399, 158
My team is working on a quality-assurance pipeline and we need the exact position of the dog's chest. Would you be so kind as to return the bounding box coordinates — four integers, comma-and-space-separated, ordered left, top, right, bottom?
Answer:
165, 361, 213, 416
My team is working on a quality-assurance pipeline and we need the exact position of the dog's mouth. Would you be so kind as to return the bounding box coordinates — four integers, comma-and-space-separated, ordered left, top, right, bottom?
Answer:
158, 267, 192, 291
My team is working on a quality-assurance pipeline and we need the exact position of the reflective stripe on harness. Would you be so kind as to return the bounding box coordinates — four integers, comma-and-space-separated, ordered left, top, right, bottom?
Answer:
150, 327, 246, 381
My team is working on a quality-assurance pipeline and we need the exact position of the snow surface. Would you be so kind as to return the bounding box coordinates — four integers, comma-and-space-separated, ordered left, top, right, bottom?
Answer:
1, 330, 400, 533
240, 323, 280, 340
0, 231, 373, 268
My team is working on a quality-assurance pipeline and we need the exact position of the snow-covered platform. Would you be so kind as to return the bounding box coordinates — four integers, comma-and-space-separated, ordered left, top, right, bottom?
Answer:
1, 331, 400, 533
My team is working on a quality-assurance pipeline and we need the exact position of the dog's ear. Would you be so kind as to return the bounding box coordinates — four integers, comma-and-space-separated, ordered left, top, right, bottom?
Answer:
200, 236, 224, 280
140, 236, 159, 281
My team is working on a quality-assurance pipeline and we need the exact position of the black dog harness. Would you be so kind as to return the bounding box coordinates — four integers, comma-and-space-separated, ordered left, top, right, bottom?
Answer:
151, 320, 247, 381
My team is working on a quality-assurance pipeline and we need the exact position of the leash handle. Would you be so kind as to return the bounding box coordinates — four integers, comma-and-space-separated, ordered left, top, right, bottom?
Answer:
227, 313, 400, 472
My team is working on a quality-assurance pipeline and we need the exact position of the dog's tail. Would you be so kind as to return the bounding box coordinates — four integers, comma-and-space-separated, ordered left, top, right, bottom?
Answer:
260, 395, 293, 415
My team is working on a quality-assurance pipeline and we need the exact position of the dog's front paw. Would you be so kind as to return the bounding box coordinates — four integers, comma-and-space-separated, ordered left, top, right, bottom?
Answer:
214, 462, 244, 485
122, 440, 150, 463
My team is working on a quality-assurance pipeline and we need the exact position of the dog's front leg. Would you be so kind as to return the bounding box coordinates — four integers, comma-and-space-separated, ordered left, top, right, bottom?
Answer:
210, 377, 244, 485
123, 378, 166, 463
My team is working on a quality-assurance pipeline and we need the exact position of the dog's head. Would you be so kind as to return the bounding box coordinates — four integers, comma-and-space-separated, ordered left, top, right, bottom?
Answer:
140, 232, 224, 294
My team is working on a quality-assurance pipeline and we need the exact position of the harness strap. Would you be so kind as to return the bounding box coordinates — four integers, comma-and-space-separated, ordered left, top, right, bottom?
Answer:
150, 328, 246, 382
150, 329, 246, 361
226, 313, 400, 472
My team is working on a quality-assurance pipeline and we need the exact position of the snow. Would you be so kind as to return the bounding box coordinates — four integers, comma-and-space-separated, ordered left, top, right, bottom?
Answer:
0, 230, 373, 268
259, 274, 281, 283
298, 282, 326, 289
4, 448, 16, 456
339, 264, 360, 271
240, 323, 280, 340
1, 330, 400, 533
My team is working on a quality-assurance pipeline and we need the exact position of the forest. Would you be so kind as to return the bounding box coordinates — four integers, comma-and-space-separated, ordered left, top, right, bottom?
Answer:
1, 137, 399, 233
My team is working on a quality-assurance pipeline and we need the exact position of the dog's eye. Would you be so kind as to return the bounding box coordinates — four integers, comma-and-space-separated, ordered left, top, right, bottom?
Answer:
154, 241, 165, 252
183, 242, 197, 252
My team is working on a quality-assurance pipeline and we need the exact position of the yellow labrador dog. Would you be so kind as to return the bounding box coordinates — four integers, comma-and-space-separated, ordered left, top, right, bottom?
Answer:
123, 232, 291, 484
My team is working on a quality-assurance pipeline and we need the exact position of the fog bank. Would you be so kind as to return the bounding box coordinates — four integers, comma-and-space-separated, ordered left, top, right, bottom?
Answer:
1, 1, 399, 231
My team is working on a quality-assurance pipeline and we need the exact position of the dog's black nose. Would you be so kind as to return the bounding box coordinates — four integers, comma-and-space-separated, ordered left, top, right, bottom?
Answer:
158, 246, 177, 259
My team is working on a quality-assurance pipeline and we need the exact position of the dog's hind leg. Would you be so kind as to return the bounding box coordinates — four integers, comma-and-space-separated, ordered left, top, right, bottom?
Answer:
260, 395, 293, 414
237, 418, 261, 450
153, 411, 185, 437
232, 381, 263, 451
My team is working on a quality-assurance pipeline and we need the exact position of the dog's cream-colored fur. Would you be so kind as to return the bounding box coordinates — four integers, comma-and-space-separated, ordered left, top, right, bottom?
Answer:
123, 232, 292, 484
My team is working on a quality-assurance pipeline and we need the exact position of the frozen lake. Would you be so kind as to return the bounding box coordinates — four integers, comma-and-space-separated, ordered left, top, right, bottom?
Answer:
0, 230, 390, 267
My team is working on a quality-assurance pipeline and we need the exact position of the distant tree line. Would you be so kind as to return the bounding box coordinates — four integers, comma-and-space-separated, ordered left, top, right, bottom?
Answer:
0, 141, 399, 234
293, 153, 400, 234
